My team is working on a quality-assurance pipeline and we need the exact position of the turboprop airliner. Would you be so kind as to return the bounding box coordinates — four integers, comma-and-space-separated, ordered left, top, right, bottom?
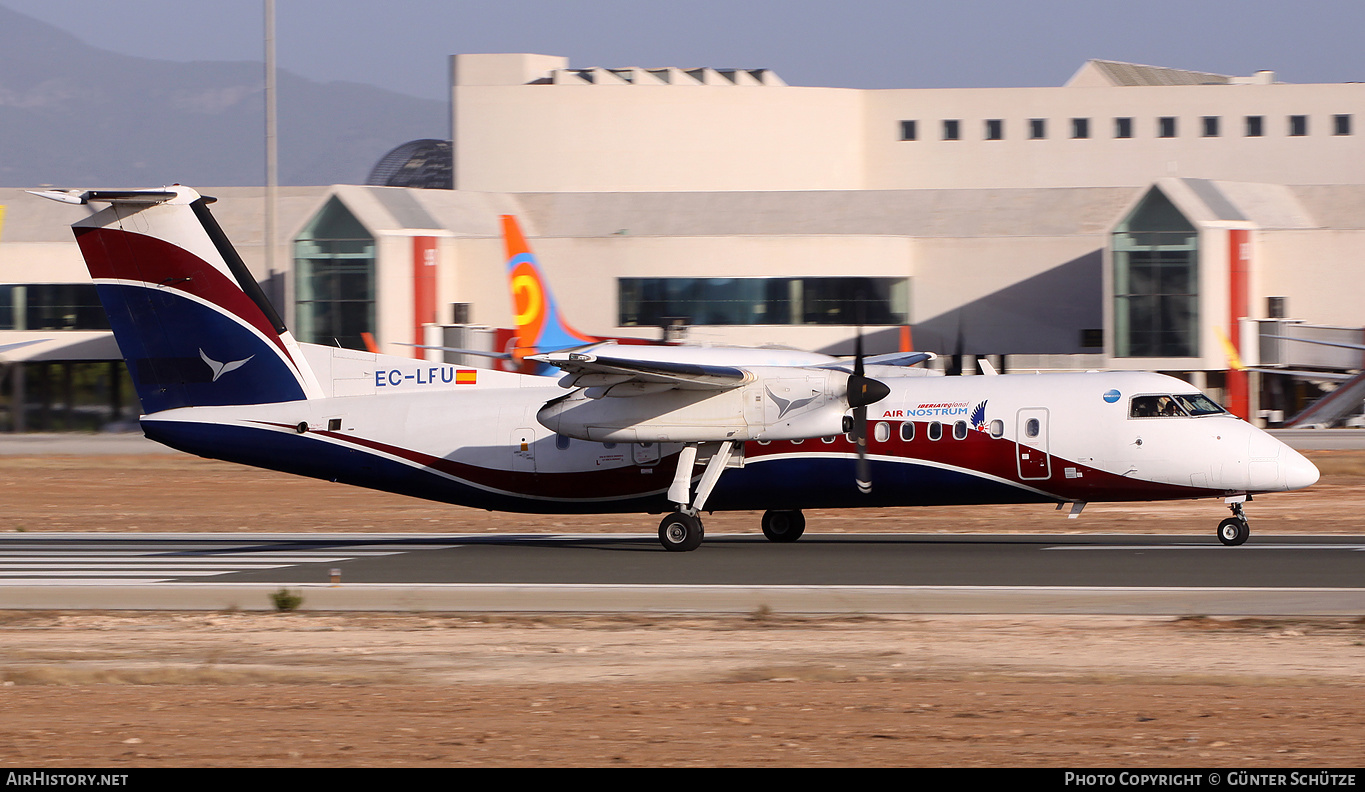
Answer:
34, 186, 1319, 551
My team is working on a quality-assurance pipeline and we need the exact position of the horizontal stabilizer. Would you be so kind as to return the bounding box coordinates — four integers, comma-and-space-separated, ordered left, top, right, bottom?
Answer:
28, 188, 192, 206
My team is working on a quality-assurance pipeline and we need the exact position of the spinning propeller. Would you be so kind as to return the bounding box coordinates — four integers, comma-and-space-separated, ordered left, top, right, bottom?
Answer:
844, 328, 890, 495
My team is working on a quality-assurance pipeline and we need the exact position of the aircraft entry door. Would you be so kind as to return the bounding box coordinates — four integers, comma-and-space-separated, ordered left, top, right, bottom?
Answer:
1015, 408, 1051, 480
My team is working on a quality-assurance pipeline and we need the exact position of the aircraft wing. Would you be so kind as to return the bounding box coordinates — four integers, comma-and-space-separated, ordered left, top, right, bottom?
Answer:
838, 351, 935, 368
530, 350, 750, 393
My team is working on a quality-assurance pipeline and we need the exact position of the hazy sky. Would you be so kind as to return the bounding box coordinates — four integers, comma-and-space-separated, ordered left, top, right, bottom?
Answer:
3, 0, 1363, 99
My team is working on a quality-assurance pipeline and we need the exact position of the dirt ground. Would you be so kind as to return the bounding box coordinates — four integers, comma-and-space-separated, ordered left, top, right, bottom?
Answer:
0, 451, 1362, 767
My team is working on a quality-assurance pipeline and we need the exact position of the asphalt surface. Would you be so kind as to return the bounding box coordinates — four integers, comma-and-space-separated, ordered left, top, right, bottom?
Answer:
2, 532, 1361, 615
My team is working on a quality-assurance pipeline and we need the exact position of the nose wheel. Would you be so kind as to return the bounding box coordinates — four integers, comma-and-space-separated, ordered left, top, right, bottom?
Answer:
1217, 500, 1250, 546
659, 512, 704, 552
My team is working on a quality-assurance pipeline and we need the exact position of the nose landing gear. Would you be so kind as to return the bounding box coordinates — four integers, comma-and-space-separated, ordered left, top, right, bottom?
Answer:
1217, 500, 1250, 546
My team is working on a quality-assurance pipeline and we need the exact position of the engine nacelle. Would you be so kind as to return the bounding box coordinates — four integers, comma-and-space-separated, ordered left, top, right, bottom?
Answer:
537, 368, 852, 443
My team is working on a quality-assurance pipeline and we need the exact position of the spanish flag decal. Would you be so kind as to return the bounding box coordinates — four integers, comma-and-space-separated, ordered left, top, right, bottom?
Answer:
456, 369, 477, 385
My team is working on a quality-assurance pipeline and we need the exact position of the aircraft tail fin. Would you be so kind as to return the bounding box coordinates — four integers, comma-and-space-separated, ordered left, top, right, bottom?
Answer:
502, 216, 597, 366
48, 186, 322, 414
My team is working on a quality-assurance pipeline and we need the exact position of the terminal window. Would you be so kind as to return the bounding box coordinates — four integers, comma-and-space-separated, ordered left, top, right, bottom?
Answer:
294, 197, 376, 351
0, 284, 110, 331
942, 119, 961, 140
1071, 118, 1090, 139
1158, 117, 1177, 138
1333, 114, 1352, 135
1112, 188, 1199, 358
618, 277, 909, 327
1202, 116, 1220, 137
1028, 118, 1046, 139
899, 120, 917, 141
984, 119, 1003, 140
1289, 115, 1308, 136
1114, 117, 1133, 138
1245, 115, 1264, 137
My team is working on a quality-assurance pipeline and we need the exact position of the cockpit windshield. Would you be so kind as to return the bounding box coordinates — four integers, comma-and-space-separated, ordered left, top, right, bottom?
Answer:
1129, 393, 1227, 418
1172, 393, 1226, 416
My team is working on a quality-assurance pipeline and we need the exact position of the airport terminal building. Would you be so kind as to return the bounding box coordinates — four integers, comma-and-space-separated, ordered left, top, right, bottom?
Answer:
2, 56, 1363, 430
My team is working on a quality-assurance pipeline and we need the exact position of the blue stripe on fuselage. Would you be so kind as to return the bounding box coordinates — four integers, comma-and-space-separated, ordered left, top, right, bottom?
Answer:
142, 420, 1054, 516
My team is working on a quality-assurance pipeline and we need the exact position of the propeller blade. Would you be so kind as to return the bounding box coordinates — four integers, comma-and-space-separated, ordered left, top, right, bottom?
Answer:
846, 321, 888, 495
854, 402, 872, 494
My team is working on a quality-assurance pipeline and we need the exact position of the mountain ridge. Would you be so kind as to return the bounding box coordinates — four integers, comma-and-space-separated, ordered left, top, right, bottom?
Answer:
0, 5, 446, 186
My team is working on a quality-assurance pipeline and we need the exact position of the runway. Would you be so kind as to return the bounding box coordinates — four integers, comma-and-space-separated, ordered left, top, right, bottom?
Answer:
1, 532, 1361, 615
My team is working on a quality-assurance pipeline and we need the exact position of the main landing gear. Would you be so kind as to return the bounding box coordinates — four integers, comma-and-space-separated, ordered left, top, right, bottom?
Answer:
1217, 499, 1251, 546
658, 508, 809, 551
658, 440, 742, 552
761, 509, 806, 542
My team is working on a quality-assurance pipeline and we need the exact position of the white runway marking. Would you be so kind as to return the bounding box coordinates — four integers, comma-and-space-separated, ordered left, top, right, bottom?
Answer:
0, 538, 453, 584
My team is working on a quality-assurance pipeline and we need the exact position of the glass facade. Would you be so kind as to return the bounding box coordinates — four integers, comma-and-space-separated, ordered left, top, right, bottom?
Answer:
1113, 189, 1199, 358
618, 277, 909, 327
294, 198, 375, 351
0, 284, 110, 331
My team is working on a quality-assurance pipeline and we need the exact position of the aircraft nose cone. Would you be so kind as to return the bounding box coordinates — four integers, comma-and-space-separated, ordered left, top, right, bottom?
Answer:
1283, 447, 1320, 490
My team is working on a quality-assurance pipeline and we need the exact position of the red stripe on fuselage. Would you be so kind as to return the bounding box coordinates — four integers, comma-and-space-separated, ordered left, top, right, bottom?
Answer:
254, 420, 1220, 505
746, 428, 1223, 502
251, 422, 674, 500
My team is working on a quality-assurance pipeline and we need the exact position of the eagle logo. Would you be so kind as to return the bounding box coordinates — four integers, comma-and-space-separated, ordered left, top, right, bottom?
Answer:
200, 349, 253, 382
969, 400, 988, 432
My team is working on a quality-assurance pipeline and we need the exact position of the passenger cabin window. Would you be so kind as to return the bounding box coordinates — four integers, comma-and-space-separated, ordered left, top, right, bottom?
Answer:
989, 419, 1004, 438
928, 421, 943, 441
1129, 393, 1226, 418
953, 421, 968, 440
874, 422, 891, 443
899, 422, 915, 442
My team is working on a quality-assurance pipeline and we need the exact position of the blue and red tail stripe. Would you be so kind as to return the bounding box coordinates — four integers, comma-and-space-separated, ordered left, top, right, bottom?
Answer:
74, 209, 310, 413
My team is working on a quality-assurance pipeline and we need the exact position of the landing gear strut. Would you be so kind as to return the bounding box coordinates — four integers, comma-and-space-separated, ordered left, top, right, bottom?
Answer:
761, 509, 806, 542
1218, 500, 1250, 546
658, 441, 742, 551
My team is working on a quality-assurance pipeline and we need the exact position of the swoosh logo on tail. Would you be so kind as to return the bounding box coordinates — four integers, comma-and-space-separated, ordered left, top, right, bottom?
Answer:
200, 348, 254, 382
